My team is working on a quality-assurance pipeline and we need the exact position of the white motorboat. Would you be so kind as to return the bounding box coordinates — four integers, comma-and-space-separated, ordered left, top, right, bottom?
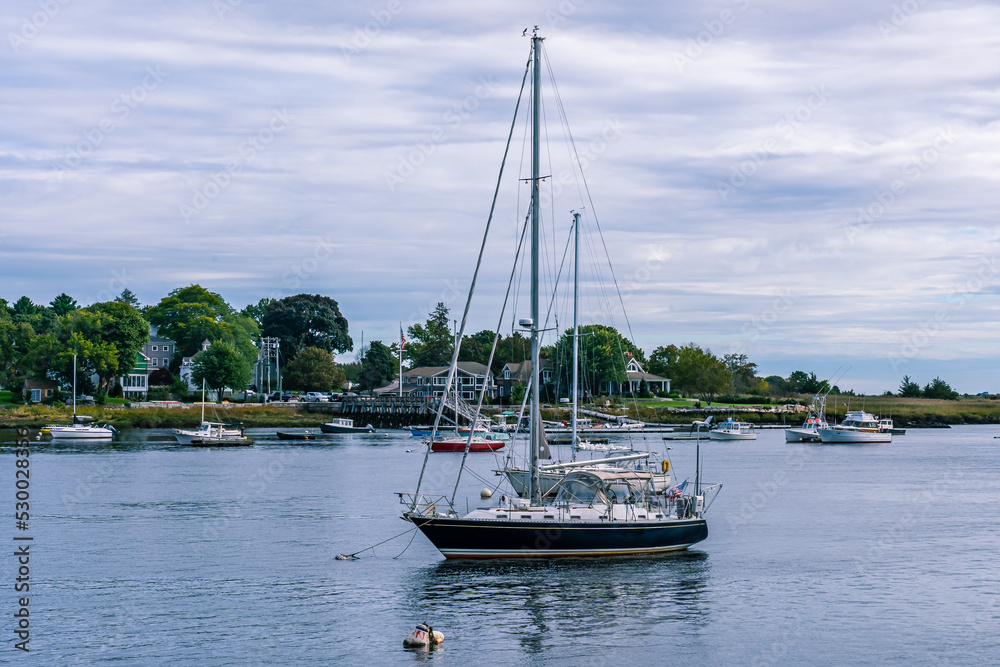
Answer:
785, 396, 829, 443
709, 418, 757, 440
817, 410, 891, 444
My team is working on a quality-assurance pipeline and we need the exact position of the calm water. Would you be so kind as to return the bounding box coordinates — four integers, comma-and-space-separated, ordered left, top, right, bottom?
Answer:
1, 425, 998, 665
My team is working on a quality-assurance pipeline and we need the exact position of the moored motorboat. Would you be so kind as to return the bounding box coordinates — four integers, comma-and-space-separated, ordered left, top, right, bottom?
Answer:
709, 418, 757, 440
320, 418, 375, 434
276, 431, 320, 440
817, 411, 891, 444
785, 396, 829, 443
879, 418, 906, 435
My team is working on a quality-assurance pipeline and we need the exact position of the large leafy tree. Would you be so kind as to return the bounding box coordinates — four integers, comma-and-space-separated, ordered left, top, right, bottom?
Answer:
147, 285, 259, 364
240, 298, 274, 328
192, 342, 253, 400
282, 346, 345, 392
671, 344, 731, 402
787, 370, 828, 395
261, 294, 352, 360
647, 344, 679, 379
405, 303, 453, 367
549, 324, 643, 396
10, 296, 55, 334
359, 340, 396, 389
0, 300, 36, 386
87, 301, 149, 382
115, 289, 141, 309
723, 352, 758, 394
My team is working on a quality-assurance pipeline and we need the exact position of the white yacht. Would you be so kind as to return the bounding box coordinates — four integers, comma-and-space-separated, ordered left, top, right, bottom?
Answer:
817, 410, 891, 444
785, 396, 829, 443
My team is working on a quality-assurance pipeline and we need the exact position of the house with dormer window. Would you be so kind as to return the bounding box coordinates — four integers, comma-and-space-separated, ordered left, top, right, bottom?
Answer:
402, 362, 496, 401
597, 353, 670, 395
496, 360, 552, 401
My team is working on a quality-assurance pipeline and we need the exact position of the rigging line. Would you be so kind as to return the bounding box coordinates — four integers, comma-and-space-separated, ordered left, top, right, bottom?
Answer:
411, 44, 533, 508
546, 61, 639, 348
449, 207, 531, 505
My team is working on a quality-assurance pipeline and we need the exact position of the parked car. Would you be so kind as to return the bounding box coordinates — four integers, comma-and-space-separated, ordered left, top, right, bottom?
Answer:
303, 392, 330, 402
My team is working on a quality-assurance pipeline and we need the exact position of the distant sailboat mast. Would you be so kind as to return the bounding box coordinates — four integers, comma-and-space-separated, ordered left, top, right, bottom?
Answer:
571, 211, 580, 462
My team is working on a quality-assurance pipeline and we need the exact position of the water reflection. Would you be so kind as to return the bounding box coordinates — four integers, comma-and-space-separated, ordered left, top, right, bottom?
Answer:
407, 551, 710, 653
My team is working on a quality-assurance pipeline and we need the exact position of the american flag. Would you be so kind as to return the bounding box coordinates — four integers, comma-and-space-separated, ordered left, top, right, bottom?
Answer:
400, 325, 406, 351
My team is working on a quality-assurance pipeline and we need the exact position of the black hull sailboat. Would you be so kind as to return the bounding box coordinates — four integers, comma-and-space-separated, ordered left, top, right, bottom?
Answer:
400, 31, 719, 560
407, 514, 707, 559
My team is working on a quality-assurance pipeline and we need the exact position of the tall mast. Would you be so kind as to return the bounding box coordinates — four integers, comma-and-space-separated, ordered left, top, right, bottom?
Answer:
72, 353, 77, 418
571, 211, 580, 462
529, 29, 543, 505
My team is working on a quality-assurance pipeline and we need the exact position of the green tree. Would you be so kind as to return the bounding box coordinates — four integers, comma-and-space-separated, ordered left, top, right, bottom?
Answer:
647, 344, 679, 379
360, 340, 397, 389
261, 294, 352, 361
147, 285, 259, 365
240, 298, 274, 328
192, 342, 253, 400
723, 352, 758, 394
764, 375, 790, 396
550, 324, 643, 397
87, 301, 149, 385
405, 303, 454, 367
923, 377, 958, 400
282, 346, 345, 392
899, 375, 922, 398
672, 344, 731, 403
788, 370, 828, 395
50, 293, 79, 316
0, 301, 36, 385
115, 289, 141, 309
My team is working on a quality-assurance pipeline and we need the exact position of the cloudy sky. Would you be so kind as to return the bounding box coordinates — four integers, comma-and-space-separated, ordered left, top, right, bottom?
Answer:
2, 0, 998, 393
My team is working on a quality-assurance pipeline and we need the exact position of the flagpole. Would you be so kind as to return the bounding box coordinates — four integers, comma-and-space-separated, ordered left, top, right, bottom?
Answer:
398, 323, 403, 398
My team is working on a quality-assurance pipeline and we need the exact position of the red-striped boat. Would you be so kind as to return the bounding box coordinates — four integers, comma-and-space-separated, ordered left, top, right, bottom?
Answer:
430, 437, 504, 452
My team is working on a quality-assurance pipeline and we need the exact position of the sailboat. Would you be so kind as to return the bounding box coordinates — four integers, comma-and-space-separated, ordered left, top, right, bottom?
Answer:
45, 355, 118, 439
173, 380, 252, 446
400, 31, 718, 558
498, 211, 671, 495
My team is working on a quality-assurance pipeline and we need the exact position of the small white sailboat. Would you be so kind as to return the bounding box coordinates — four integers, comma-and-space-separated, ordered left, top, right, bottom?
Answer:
45, 355, 117, 440
174, 380, 252, 446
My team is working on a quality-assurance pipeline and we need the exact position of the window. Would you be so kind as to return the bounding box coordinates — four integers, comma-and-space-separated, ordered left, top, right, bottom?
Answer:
503, 369, 510, 380
163, 345, 170, 352
151, 345, 158, 351
30, 389, 40, 402
151, 358, 158, 366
